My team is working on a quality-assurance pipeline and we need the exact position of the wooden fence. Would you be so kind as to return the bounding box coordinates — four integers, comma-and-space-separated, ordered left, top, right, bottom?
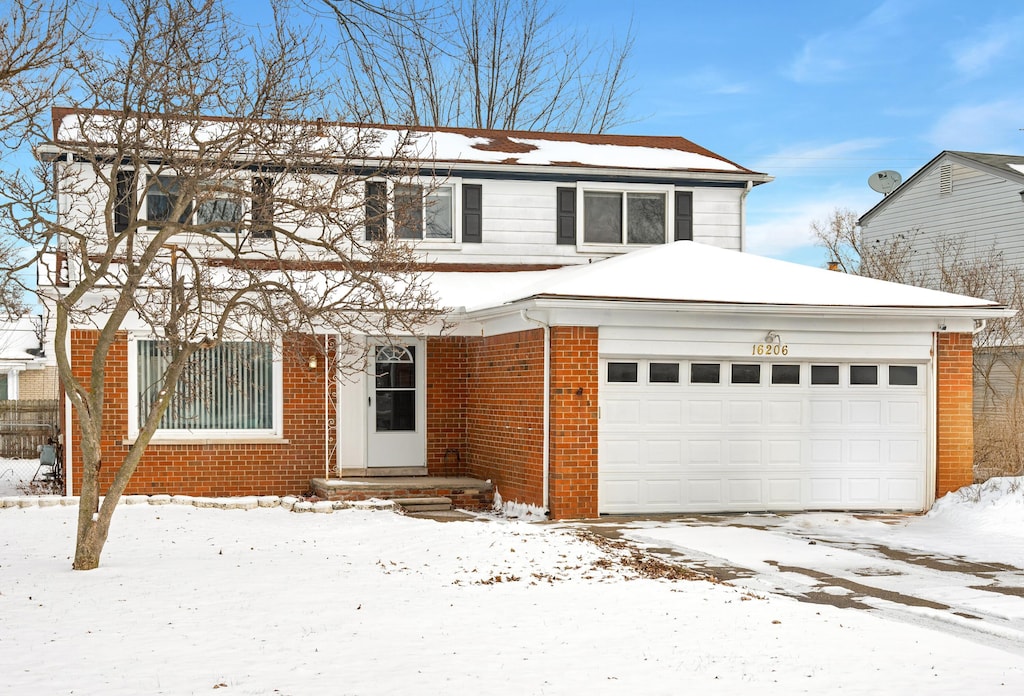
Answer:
0, 399, 59, 458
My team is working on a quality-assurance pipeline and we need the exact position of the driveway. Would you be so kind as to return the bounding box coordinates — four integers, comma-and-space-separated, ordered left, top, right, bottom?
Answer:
572, 512, 1024, 657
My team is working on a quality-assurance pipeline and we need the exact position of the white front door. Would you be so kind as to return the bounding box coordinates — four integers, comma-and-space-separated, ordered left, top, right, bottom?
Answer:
367, 341, 426, 469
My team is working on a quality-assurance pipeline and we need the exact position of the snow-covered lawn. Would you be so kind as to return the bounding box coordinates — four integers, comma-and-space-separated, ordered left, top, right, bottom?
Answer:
2, 485, 1024, 695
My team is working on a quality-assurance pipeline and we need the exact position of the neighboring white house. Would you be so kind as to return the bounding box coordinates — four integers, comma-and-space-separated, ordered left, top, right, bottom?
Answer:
859, 151, 1024, 275
44, 111, 1010, 517
0, 315, 57, 401
858, 151, 1024, 422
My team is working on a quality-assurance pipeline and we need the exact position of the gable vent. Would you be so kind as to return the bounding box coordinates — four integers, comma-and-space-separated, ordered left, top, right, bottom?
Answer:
939, 163, 953, 195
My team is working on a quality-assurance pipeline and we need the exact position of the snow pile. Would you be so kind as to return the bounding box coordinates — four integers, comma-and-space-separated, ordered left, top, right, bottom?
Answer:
929, 476, 1024, 534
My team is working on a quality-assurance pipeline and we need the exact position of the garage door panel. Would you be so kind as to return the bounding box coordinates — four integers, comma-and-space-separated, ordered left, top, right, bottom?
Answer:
645, 479, 683, 505
767, 440, 801, 465
889, 401, 923, 427
887, 478, 920, 504
809, 478, 843, 504
688, 440, 722, 464
688, 479, 723, 504
849, 478, 882, 503
647, 439, 683, 467
888, 439, 921, 465
604, 398, 641, 426
849, 400, 883, 425
849, 439, 882, 464
727, 479, 763, 504
809, 400, 843, 424
767, 478, 801, 504
727, 440, 762, 464
727, 400, 762, 424
646, 399, 683, 425
601, 439, 641, 470
810, 439, 842, 464
768, 401, 802, 425
601, 478, 640, 508
688, 400, 723, 425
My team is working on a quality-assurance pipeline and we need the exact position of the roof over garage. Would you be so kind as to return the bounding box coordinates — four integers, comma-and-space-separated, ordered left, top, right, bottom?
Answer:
428, 241, 1010, 317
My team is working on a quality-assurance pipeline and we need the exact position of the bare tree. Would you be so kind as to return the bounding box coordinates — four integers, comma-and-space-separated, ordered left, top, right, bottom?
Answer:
0, 0, 443, 569
813, 206, 1024, 478
0, 0, 79, 317
322, 0, 634, 133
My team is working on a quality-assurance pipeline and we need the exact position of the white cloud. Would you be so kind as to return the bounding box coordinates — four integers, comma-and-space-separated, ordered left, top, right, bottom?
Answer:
746, 188, 881, 260
949, 16, 1024, 79
927, 99, 1024, 152
750, 137, 893, 177
785, 0, 916, 83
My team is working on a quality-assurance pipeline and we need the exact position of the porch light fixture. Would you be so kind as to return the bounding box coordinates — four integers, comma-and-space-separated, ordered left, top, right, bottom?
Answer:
308, 355, 318, 369
764, 330, 781, 345
1020, 190, 1024, 203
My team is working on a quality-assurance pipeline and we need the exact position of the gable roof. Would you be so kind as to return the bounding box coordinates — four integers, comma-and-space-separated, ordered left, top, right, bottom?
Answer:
859, 150, 1024, 225
428, 241, 1007, 315
49, 107, 769, 181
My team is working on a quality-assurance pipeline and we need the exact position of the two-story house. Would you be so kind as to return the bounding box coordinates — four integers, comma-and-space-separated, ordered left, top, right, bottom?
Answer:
46, 111, 1008, 517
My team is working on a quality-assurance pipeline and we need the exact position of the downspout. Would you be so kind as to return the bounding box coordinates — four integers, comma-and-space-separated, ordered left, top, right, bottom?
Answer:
739, 180, 753, 253
928, 331, 939, 508
324, 333, 330, 480
522, 309, 551, 513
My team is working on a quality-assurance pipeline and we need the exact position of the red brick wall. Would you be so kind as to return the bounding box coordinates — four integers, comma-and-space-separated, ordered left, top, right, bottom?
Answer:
426, 336, 470, 476
936, 332, 974, 498
68, 330, 331, 497
547, 326, 599, 519
462, 330, 546, 508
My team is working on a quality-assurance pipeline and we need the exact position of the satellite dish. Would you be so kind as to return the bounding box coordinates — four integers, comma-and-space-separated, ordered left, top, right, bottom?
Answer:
868, 170, 903, 195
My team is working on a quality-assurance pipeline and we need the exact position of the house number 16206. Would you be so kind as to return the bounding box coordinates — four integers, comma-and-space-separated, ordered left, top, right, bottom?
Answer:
752, 343, 788, 356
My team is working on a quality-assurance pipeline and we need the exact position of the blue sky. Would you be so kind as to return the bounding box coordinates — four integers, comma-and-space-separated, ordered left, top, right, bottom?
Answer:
560, 0, 1024, 266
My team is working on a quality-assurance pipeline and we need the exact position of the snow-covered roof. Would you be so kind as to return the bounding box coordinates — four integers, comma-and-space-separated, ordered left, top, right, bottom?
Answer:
50, 108, 765, 178
427, 242, 1006, 314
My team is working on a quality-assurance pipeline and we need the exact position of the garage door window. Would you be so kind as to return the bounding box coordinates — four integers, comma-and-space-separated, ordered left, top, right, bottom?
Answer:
811, 365, 839, 385
607, 362, 638, 383
691, 363, 720, 384
771, 364, 800, 385
649, 362, 680, 383
731, 364, 761, 384
889, 365, 918, 386
850, 365, 878, 385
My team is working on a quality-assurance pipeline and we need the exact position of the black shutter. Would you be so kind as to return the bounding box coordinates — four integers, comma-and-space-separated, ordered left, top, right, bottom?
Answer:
462, 184, 482, 243
556, 186, 576, 245
114, 169, 136, 234
365, 181, 386, 241
674, 191, 693, 241
251, 176, 275, 238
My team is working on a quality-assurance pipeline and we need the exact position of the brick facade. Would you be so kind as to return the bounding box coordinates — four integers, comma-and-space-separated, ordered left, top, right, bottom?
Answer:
68, 330, 332, 497
464, 330, 545, 507
936, 332, 975, 497
17, 365, 59, 400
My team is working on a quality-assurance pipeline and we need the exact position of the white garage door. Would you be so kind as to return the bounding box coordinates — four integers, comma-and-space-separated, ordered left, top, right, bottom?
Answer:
599, 359, 928, 514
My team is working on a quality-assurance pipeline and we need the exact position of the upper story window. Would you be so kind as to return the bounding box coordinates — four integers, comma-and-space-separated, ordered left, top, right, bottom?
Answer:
128, 173, 270, 239
366, 180, 481, 244
558, 184, 693, 247
584, 190, 666, 245
395, 183, 453, 240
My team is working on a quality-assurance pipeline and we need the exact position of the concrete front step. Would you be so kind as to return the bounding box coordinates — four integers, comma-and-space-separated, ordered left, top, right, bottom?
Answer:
310, 476, 493, 511
392, 497, 453, 513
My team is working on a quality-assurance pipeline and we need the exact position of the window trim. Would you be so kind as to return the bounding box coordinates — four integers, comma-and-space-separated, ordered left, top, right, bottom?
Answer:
126, 333, 285, 442
365, 177, 464, 247
575, 181, 675, 251
137, 169, 269, 240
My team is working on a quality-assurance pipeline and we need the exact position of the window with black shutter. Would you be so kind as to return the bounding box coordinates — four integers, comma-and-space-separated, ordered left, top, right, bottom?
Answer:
114, 169, 136, 234
365, 181, 387, 241
674, 191, 693, 241
556, 187, 576, 245
462, 184, 482, 243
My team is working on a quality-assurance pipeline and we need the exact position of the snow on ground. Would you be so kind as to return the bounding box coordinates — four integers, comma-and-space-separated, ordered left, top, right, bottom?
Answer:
0, 457, 39, 497
3, 492, 1024, 695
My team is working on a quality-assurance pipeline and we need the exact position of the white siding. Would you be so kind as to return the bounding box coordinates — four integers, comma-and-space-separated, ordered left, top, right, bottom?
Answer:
862, 156, 1024, 280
